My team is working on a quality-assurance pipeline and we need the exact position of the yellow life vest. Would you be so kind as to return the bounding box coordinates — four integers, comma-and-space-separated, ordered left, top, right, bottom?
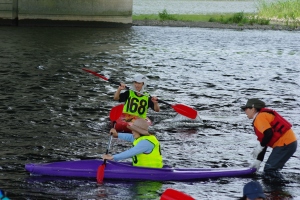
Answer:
123, 90, 149, 119
132, 135, 163, 168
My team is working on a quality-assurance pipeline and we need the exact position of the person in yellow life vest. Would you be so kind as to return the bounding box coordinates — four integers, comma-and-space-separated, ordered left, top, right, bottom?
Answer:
241, 98, 297, 180
102, 118, 163, 168
113, 74, 160, 120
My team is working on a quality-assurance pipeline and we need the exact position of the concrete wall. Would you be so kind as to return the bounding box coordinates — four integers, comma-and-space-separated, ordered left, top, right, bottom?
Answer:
0, 0, 13, 19
0, 0, 133, 27
0, 0, 17, 25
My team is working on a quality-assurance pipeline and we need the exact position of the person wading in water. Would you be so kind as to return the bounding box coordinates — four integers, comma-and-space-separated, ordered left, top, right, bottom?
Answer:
241, 98, 297, 180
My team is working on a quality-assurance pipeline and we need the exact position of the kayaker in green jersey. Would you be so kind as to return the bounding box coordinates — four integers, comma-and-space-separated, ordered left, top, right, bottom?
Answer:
102, 118, 163, 168
113, 74, 160, 120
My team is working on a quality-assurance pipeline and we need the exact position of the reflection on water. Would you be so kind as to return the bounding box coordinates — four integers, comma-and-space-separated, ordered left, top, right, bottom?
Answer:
0, 25, 300, 199
130, 181, 163, 199
25, 177, 162, 200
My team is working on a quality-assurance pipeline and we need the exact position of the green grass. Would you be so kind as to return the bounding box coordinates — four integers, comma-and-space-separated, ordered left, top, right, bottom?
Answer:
133, 1, 300, 28
158, 9, 177, 21
133, 12, 235, 22
133, 14, 160, 21
256, 0, 300, 27
209, 12, 270, 25
257, 0, 300, 19
133, 10, 269, 26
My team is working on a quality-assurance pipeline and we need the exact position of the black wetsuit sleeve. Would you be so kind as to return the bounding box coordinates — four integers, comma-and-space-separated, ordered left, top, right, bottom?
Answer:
148, 97, 154, 110
256, 128, 273, 161
257, 146, 267, 161
260, 128, 273, 147
119, 90, 129, 102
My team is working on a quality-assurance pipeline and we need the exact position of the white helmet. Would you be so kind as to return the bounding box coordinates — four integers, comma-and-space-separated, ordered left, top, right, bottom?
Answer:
133, 74, 147, 93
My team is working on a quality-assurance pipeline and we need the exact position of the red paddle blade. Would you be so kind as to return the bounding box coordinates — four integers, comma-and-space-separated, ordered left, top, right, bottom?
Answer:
82, 68, 108, 81
160, 188, 195, 200
171, 104, 198, 119
96, 164, 106, 183
109, 104, 124, 121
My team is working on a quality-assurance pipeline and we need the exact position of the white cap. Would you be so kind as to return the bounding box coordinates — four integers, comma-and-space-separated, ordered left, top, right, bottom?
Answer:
134, 75, 147, 83
133, 74, 147, 93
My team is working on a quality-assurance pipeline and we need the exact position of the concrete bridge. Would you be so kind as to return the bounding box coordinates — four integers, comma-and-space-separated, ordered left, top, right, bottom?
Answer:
0, 0, 133, 27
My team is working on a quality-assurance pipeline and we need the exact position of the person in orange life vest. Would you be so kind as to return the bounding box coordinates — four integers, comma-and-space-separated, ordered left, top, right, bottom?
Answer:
102, 118, 163, 168
113, 74, 160, 120
241, 98, 297, 178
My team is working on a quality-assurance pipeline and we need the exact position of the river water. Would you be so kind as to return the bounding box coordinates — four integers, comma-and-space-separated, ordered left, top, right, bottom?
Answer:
1, 1, 300, 200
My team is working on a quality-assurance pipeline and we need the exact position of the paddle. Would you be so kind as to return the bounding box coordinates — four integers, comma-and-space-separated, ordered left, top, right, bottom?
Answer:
160, 188, 195, 200
82, 68, 198, 119
96, 104, 123, 183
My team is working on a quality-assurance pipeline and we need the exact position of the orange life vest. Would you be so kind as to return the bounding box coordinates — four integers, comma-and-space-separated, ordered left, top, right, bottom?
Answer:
253, 108, 292, 147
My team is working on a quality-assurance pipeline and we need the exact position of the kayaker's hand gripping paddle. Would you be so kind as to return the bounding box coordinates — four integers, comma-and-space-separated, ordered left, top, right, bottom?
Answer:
96, 104, 123, 183
82, 68, 198, 120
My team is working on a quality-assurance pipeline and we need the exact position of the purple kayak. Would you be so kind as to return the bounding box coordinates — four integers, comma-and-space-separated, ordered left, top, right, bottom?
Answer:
25, 160, 256, 181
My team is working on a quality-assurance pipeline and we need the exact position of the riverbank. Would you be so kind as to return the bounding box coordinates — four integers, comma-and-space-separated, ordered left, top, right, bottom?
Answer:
133, 20, 300, 31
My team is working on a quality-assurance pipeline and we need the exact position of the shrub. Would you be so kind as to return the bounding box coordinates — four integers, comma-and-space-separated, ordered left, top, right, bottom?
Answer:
158, 9, 177, 21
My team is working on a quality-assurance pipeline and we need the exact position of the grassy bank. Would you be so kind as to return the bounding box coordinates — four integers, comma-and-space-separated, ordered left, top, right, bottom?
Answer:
133, 12, 231, 22
133, 10, 270, 26
257, 0, 300, 26
133, 0, 300, 28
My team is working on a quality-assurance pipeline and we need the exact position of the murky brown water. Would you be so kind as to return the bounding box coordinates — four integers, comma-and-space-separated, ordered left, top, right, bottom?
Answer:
0, 25, 299, 199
